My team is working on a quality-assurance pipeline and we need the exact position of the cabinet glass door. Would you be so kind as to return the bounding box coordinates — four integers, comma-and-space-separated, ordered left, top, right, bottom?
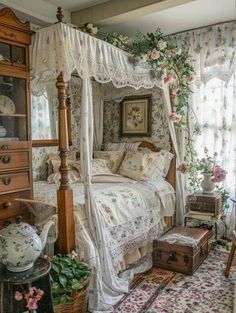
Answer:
0, 75, 27, 141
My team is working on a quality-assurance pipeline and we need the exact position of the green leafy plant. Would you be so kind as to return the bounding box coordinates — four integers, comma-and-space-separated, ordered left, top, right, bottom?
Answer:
48, 251, 90, 305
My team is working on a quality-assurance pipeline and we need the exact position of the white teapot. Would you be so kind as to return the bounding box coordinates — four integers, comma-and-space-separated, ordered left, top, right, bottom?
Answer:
0, 216, 54, 272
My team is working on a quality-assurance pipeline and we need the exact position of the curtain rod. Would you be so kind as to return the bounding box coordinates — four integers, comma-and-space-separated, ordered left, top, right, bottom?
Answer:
168, 18, 236, 37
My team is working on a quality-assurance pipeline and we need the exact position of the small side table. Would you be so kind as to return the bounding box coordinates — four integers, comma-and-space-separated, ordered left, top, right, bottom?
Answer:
0, 258, 54, 313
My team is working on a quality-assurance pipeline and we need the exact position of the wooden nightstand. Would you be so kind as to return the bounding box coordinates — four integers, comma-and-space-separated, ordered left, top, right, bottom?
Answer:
184, 192, 223, 239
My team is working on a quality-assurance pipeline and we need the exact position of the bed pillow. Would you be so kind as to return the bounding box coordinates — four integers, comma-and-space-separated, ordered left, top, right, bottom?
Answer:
47, 151, 76, 175
103, 142, 141, 152
47, 170, 80, 184
149, 150, 174, 179
93, 150, 125, 173
50, 159, 76, 173
70, 159, 113, 176
119, 151, 157, 181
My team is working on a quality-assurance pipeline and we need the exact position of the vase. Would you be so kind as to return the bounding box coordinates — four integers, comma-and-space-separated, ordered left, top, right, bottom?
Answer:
201, 172, 215, 194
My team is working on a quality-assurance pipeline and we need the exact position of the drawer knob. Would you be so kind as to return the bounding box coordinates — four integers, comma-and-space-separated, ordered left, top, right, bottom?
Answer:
0, 144, 8, 150
2, 176, 11, 185
3, 220, 11, 226
1, 155, 11, 164
15, 215, 22, 224
2, 202, 11, 209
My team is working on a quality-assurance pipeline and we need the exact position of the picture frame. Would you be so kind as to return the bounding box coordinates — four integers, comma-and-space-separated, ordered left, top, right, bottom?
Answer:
120, 95, 152, 137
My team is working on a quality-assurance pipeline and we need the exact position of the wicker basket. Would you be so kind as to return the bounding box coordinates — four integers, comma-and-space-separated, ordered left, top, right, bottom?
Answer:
53, 284, 89, 313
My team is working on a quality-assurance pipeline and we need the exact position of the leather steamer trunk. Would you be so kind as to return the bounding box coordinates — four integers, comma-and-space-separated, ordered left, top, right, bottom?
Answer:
153, 226, 209, 275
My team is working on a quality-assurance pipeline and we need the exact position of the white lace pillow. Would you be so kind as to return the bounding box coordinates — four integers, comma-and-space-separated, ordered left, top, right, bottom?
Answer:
47, 170, 80, 184
70, 159, 112, 176
93, 150, 125, 173
119, 151, 157, 181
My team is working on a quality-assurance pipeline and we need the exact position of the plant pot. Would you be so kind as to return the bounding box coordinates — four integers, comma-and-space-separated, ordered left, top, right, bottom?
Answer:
201, 172, 215, 194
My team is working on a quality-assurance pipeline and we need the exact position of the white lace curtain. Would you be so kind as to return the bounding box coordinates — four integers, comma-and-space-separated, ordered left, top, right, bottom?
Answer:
169, 21, 236, 230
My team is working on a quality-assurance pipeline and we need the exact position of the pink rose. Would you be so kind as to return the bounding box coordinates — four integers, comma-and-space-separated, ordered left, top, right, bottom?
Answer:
164, 74, 175, 84
211, 165, 227, 183
149, 49, 161, 60
71, 250, 78, 259
170, 86, 178, 95
177, 163, 189, 174
169, 112, 182, 123
14, 291, 23, 301
26, 298, 38, 310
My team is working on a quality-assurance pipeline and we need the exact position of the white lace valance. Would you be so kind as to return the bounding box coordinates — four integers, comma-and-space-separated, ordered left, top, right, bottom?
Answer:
30, 23, 163, 95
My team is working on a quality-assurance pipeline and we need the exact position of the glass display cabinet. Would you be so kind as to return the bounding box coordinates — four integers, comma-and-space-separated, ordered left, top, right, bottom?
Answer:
0, 7, 33, 228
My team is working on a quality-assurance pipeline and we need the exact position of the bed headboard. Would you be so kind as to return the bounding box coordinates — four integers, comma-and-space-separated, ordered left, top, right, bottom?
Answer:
138, 141, 176, 190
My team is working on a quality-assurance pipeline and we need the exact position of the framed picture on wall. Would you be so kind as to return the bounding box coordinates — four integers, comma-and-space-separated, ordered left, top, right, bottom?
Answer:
120, 95, 152, 137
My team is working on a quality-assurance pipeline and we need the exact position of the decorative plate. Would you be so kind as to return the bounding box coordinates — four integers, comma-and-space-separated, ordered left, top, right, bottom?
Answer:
0, 95, 15, 114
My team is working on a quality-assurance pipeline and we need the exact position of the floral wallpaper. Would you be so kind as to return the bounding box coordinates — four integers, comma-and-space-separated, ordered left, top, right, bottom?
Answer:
102, 83, 171, 150
32, 80, 170, 181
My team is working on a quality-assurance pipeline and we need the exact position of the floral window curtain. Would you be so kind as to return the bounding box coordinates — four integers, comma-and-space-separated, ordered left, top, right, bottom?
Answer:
169, 21, 236, 228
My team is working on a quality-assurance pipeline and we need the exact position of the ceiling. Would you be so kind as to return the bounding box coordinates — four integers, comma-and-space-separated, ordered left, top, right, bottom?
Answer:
100, 0, 236, 36
45, 0, 109, 11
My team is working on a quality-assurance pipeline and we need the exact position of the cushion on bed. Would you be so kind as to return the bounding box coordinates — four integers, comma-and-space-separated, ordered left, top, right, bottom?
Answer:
149, 150, 174, 178
69, 159, 113, 176
93, 150, 125, 173
119, 150, 174, 181
47, 170, 80, 184
118, 151, 157, 181
47, 151, 76, 175
103, 142, 141, 152
50, 159, 76, 173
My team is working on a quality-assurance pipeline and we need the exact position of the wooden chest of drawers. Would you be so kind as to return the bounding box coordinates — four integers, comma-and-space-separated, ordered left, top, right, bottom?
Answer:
0, 7, 33, 228
0, 143, 33, 227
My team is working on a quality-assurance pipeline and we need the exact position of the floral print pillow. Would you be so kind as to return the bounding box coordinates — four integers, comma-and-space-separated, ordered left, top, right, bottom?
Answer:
119, 151, 157, 181
70, 159, 112, 176
93, 150, 125, 173
50, 159, 76, 173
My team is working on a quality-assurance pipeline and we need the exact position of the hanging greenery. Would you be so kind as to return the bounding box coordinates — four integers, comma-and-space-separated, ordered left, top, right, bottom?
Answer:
98, 28, 195, 128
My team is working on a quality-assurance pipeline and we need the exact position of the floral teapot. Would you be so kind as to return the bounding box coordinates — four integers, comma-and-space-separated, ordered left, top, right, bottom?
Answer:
0, 216, 55, 272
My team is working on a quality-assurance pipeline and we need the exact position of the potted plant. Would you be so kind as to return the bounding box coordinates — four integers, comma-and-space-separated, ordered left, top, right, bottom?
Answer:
47, 251, 91, 313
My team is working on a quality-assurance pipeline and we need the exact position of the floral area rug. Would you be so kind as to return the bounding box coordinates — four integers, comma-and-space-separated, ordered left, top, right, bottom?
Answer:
114, 249, 236, 313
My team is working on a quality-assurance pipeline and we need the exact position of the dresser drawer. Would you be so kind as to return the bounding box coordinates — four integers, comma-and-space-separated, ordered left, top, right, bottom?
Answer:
0, 172, 30, 193
0, 141, 29, 151
0, 151, 29, 171
0, 212, 31, 229
0, 190, 30, 211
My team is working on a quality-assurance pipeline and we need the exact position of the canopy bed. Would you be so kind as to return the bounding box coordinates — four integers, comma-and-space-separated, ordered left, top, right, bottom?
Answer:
30, 11, 184, 312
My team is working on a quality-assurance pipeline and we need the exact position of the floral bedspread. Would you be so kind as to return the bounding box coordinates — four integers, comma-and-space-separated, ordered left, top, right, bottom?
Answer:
33, 178, 175, 266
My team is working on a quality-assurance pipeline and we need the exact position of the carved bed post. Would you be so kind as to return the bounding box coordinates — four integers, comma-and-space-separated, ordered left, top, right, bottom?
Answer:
56, 72, 75, 253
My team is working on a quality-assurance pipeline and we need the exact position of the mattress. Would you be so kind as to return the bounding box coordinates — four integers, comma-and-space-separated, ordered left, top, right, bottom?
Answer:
33, 176, 175, 267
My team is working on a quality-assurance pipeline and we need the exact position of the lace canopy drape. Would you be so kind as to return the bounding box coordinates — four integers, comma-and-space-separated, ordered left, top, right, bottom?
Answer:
31, 23, 182, 312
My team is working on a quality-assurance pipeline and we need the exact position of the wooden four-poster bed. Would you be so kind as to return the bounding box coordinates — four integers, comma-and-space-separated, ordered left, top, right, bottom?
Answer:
29, 9, 179, 311
55, 71, 176, 253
